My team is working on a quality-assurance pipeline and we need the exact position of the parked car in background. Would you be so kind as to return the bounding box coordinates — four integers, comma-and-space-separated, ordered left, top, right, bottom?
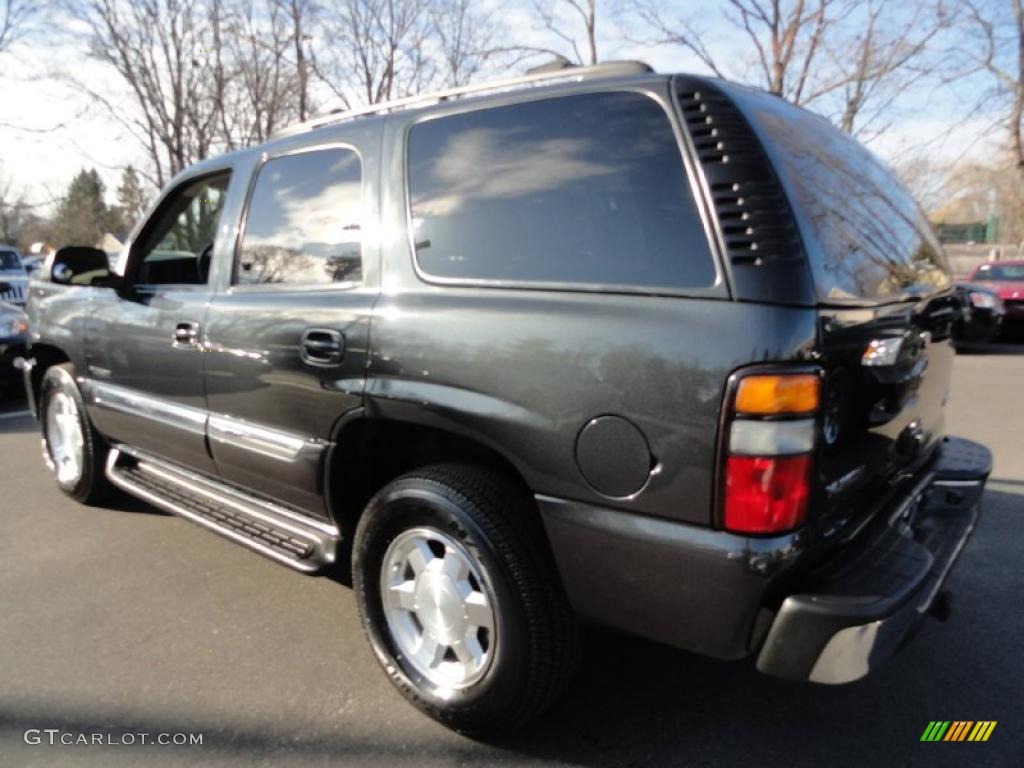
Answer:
967, 260, 1024, 335
20, 62, 991, 735
20, 255, 44, 278
0, 301, 29, 394
952, 282, 1005, 347
0, 247, 29, 305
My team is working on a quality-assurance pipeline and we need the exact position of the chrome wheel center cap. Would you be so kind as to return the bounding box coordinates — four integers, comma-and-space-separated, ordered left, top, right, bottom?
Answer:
380, 527, 497, 689
414, 572, 467, 645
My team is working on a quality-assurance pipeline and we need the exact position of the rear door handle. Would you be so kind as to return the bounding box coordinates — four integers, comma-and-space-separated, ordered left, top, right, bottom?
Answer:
300, 328, 345, 366
173, 321, 200, 346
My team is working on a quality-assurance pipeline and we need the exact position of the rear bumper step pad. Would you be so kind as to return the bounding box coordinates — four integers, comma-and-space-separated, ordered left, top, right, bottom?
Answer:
756, 435, 992, 684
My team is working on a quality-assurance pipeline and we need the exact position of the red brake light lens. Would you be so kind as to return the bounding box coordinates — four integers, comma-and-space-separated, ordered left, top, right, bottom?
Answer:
723, 454, 811, 534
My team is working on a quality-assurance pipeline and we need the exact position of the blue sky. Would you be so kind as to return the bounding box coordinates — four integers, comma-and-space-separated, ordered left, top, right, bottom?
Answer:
0, 0, 1013, 213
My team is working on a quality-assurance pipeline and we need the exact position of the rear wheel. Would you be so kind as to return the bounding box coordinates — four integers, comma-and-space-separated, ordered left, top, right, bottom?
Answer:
40, 364, 112, 504
352, 464, 577, 736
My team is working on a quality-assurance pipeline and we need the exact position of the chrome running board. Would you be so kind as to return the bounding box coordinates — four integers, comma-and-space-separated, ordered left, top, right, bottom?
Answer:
105, 446, 340, 573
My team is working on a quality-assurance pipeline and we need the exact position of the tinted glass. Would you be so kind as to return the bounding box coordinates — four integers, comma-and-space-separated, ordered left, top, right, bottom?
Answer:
136, 173, 231, 285
973, 264, 1024, 282
408, 92, 715, 289
0, 250, 22, 271
237, 149, 363, 286
737, 89, 950, 301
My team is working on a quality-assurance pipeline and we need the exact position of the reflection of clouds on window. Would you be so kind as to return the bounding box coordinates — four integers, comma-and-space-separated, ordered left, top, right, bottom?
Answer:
407, 92, 717, 290
238, 150, 363, 286
752, 101, 949, 301
413, 128, 621, 217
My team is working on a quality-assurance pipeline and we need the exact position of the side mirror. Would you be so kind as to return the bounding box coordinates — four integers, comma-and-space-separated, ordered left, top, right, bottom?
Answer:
51, 246, 112, 286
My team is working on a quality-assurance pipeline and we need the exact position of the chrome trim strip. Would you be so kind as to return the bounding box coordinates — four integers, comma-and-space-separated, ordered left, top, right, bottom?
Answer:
81, 379, 324, 465
207, 414, 323, 463
82, 380, 207, 436
106, 449, 338, 573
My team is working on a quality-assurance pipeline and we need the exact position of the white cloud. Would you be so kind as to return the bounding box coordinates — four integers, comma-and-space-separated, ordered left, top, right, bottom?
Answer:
0, 46, 147, 211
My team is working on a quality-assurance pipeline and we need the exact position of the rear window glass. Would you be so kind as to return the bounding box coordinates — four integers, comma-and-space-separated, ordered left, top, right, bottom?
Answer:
973, 263, 1024, 281
736, 89, 950, 302
407, 91, 716, 290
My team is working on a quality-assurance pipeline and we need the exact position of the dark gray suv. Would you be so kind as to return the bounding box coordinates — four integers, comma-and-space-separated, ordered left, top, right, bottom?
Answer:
22, 61, 991, 735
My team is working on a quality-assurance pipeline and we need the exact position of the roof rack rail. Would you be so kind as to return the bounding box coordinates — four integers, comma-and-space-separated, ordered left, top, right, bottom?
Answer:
271, 60, 653, 139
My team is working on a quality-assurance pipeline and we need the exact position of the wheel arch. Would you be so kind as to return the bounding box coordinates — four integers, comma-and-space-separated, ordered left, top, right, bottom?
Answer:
324, 414, 540, 542
25, 343, 72, 417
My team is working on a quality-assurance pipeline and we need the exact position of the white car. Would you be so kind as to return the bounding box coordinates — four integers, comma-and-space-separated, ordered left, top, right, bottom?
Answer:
20, 255, 44, 277
0, 247, 30, 305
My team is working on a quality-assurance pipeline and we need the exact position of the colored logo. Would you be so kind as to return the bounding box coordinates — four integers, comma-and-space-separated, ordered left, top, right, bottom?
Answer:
921, 721, 997, 742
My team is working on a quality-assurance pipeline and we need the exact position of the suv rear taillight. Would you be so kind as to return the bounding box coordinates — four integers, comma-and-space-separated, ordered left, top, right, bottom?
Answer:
719, 370, 819, 534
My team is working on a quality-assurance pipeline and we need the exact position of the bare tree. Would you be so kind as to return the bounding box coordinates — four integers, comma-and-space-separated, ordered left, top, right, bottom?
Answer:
310, 0, 435, 108
632, 0, 841, 102
431, 0, 501, 87
828, 1, 949, 137
66, 0, 309, 186
0, 0, 36, 55
630, 0, 945, 137
0, 169, 31, 244
280, 0, 313, 120
216, 0, 303, 147
68, 0, 222, 187
534, 0, 599, 66
953, 0, 1024, 183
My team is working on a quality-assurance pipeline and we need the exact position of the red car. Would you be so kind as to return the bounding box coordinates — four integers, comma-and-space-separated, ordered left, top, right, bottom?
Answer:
968, 260, 1024, 335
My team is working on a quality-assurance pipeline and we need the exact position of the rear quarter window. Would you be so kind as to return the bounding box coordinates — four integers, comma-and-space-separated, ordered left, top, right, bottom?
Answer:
730, 87, 951, 302
406, 91, 716, 291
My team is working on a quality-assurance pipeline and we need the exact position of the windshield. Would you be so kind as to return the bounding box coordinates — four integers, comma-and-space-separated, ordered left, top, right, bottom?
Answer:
723, 84, 951, 303
972, 264, 1024, 282
0, 250, 24, 272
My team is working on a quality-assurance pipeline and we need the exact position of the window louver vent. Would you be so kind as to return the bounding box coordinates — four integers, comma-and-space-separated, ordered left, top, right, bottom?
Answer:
677, 83, 803, 267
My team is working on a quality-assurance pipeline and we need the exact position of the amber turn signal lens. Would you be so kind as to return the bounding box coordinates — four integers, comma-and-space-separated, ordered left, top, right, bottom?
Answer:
734, 374, 819, 415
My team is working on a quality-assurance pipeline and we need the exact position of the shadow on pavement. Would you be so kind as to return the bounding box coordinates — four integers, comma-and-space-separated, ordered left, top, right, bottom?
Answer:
0, 415, 35, 435
0, 393, 34, 434
3, 491, 1017, 768
99, 489, 171, 516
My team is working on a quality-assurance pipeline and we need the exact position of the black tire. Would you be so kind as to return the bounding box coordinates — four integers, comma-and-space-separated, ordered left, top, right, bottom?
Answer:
352, 464, 578, 736
39, 363, 112, 505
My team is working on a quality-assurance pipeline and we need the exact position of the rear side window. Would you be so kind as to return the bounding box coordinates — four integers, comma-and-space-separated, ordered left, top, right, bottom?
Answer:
736, 89, 951, 301
407, 91, 716, 290
237, 148, 363, 286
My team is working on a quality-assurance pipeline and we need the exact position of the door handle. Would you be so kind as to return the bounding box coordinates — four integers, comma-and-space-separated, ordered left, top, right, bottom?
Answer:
173, 321, 200, 346
300, 328, 345, 366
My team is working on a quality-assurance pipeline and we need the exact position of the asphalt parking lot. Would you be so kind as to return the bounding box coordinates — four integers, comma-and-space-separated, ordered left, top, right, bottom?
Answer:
1, 345, 1022, 768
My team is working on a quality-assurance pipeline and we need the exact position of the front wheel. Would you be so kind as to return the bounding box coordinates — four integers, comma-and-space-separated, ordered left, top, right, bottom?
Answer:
40, 364, 112, 504
352, 464, 578, 736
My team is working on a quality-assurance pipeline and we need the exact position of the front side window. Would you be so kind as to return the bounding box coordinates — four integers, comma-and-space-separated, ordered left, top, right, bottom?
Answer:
134, 173, 231, 285
407, 91, 716, 290
236, 148, 363, 286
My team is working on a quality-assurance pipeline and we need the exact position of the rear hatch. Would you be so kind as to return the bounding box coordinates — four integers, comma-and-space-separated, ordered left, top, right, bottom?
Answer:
709, 81, 957, 541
